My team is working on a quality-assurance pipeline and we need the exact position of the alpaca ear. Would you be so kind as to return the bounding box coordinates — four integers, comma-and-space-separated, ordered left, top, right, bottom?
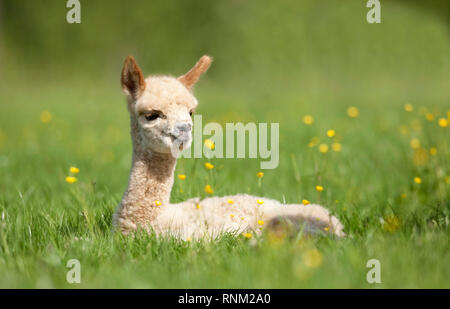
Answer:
121, 56, 146, 99
178, 55, 212, 90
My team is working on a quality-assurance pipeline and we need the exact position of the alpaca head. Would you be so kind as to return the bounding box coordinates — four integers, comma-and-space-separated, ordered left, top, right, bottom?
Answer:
121, 55, 212, 156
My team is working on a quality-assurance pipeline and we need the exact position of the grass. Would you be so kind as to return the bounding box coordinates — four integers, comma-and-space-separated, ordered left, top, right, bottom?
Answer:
0, 0, 449, 289
0, 76, 448, 288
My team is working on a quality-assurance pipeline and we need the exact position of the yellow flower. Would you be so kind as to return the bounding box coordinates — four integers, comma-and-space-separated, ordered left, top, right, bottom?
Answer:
196, 203, 201, 209
327, 129, 335, 138
204, 139, 215, 150
40, 111, 52, 124
308, 136, 319, 148
227, 199, 234, 204
412, 148, 428, 166
315, 185, 324, 192
230, 214, 235, 218
242, 232, 252, 239
65, 176, 77, 184
303, 115, 314, 125
256, 199, 264, 205
401, 193, 407, 199
430, 147, 437, 156
302, 249, 323, 268
438, 118, 448, 128
258, 220, 264, 226
410, 138, 420, 149
318, 144, 329, 153
383, 215, 400, 233
205, 185, 213, 194
425, 113, 434, 121
69, 167, 80, 174
404, 104, 413, 112
256, 172, 264, 178
186, 237, 192, 242
204, 162, 214, 170
347, 106, 359, 118
178, 174, 186, 180
331, 142, 342, 152
302, 199, 310, 206
154, 200, 162, 206
323, 226, 330, 232
414, 177, 422, 184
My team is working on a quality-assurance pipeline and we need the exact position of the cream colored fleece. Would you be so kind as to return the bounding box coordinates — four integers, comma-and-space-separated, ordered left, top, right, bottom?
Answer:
113, 55, 345, 239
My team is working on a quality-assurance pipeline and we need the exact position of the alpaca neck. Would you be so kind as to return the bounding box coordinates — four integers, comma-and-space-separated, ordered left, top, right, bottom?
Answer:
116, 114, 177, 231
128, 150, 176, 205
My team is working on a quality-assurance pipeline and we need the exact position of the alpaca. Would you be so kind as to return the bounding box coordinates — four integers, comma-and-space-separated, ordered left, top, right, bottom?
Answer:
113, 55, 345, 239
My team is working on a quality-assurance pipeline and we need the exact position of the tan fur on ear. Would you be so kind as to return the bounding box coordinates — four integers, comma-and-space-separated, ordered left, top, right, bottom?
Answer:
121, 56, 146, 99
178, 55, 212, 90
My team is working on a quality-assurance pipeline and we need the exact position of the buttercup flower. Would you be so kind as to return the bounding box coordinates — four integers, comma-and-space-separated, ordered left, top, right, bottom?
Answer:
69, 167, 80, 174
302, 199, 310, 205
178, 174, 186, 180
154, 200, 162, 206
204, 139, 215, 150
319, 144, 329, 153
438, 118, 448, 128
327, 130, 335, 138
230, 214, 235, 218
204, 162, 214, 170
315, 185, 324, 192
414, 177, 422, 184
410, 138, 420, 149
227, 199, 234, 204
303, 115, 314, 125
331, 142, 342, 152
404, 104, 413, 112
40, 111, 52, 124
65, 176, 77, 184
256, 199, 264, 205
196, 203, 201, 209
205, 185, 213, 194
256, 172, 264, 178
430, 147, 437, 156
347, 106, 359, 118
258, 220, 264, 226
242, 232, 252, 239
425, 113, 434, 121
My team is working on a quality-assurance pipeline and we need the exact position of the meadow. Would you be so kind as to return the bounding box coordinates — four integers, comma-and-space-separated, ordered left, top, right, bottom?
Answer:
0, 0, 448, 288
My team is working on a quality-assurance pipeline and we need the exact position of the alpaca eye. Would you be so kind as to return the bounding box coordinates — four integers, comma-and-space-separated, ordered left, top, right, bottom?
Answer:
145, 113, 160, 121
189, 110, 194, 117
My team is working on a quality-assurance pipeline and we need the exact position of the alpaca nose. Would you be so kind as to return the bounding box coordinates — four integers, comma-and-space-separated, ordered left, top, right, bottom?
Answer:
176, 123, 191, 133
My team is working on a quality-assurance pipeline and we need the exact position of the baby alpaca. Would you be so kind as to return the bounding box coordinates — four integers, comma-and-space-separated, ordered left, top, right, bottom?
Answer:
113, 55, 345, 239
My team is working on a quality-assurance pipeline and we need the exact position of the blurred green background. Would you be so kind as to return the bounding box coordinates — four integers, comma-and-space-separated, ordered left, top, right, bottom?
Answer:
0, 0, 449, 288
1, 0, 449, 97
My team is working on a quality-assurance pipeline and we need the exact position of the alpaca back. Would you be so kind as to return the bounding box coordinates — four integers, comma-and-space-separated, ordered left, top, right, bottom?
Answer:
151, 194, 344, 239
